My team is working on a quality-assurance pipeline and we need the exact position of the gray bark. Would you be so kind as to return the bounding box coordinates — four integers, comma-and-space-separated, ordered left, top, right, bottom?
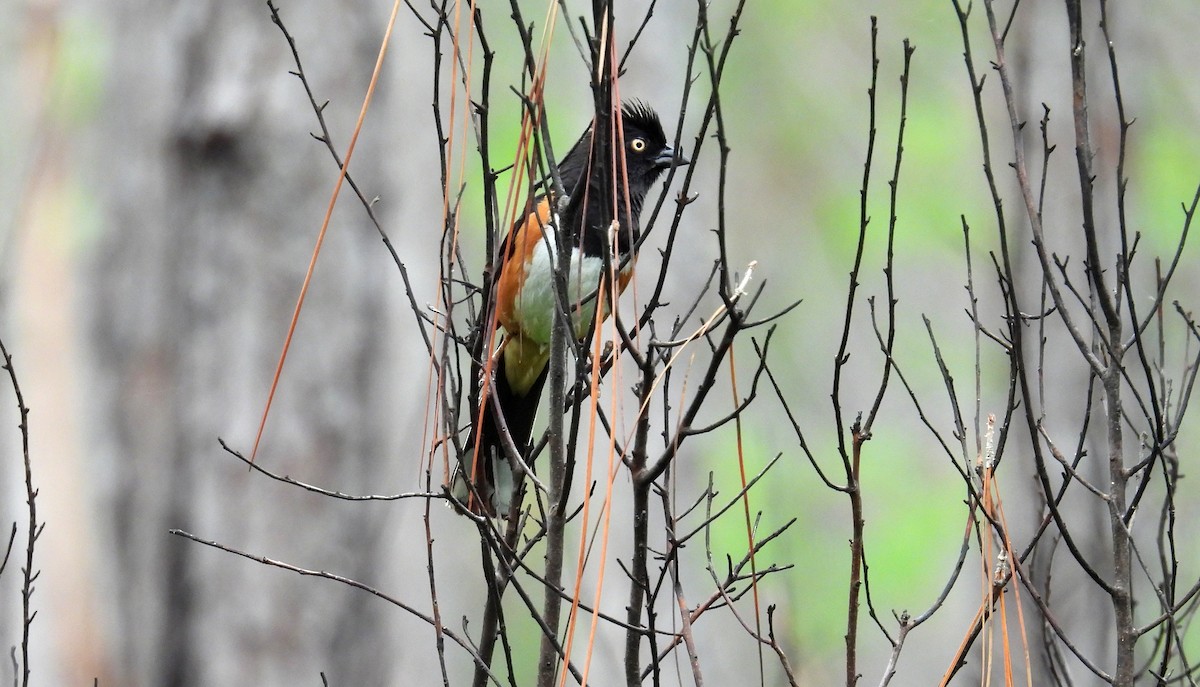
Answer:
81, 1, 428, 684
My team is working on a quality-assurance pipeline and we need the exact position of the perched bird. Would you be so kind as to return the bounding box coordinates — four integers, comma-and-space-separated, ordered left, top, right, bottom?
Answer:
454, 101, 688, 516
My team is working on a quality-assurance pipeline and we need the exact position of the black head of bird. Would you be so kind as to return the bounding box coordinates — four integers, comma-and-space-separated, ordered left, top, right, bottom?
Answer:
556, 101, 689, 250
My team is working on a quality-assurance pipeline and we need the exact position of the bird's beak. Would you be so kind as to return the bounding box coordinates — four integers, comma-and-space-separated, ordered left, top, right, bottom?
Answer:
655, 147, 689, 170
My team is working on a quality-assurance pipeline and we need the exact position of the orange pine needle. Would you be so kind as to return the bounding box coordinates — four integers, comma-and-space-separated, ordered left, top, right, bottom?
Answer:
729, 345, 766, 678
457, 9, 553, 509
939, 415, 1032, 686
427, 0, 479, 491
561, 285, 614, 687
250, 0, 405, 465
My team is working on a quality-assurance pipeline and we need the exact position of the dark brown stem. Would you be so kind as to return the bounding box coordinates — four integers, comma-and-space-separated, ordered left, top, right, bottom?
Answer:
535, 5, 616, 685
1061, 4, 1134, 676
625, 359, 655, 685
424, 470, 451, 687
660, 488, 705, 685
473, 517, 525, 687
845, 418, 866, 687
838, 18, 879, 687
625, 482, 652, 686
1, 336, 36, 687
863, 37, 915, 434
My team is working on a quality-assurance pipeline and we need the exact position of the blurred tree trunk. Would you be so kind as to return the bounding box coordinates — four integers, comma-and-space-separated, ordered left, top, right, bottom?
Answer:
83, 1, 416, 684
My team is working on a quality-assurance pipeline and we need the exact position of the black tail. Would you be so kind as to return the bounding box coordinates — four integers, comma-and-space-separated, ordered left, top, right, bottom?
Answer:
459, 354, 549, 515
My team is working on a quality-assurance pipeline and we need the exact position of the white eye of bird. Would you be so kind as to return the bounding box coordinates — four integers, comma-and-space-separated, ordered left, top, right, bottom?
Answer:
630, 137, 647, 153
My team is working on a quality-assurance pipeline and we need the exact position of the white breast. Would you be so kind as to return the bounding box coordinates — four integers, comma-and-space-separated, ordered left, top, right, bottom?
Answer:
513, 231, 605, 345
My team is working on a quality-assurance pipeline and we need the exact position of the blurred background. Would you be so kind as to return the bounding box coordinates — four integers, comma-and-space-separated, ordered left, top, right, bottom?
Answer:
2, 0, 1200, 684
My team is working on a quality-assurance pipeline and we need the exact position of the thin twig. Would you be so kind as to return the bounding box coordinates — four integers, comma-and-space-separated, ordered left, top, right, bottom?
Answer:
170, 528, 503, 685
0, 335, 36, 687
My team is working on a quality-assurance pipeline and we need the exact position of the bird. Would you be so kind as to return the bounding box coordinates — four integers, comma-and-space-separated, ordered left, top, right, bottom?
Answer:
453, 101, 688, 517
